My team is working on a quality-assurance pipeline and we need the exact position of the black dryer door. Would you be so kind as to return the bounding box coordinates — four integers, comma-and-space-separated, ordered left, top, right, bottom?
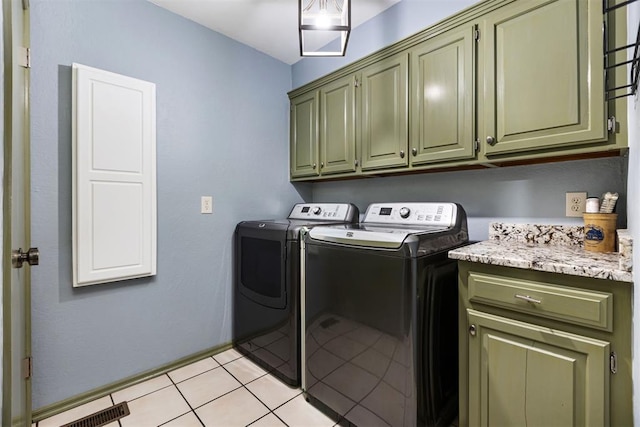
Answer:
236, 221, 288, 309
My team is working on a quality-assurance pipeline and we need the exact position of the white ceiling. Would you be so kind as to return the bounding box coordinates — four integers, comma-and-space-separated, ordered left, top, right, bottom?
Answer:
148, 0, 401, 65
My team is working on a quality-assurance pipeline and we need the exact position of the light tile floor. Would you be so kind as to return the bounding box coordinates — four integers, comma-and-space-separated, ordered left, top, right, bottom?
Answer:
35, 348, 337, 427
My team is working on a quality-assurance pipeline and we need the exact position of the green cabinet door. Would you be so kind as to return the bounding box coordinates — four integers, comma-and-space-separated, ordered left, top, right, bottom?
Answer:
480, 0, 606, 155
410, 26, 475, 165
290, 91, 319, 178
361, 53, 409, 170
320, 75, 357, 175
467, 309, 609, 427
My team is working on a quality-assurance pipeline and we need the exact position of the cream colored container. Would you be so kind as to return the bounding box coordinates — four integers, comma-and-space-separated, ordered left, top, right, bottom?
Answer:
583, 213, 617, 253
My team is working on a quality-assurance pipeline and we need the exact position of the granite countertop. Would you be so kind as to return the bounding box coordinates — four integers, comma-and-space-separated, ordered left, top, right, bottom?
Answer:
448, 223, 633, 283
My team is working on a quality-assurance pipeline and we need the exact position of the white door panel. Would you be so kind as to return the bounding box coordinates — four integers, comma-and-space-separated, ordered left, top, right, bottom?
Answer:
73, 63, 156, 287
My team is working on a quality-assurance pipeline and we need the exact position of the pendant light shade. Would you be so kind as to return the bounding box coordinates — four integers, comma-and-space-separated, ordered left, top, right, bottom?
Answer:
299, 0, 351, 57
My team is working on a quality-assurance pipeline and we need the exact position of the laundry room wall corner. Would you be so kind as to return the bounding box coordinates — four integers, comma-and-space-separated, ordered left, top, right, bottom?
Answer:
29, 0, 301, 409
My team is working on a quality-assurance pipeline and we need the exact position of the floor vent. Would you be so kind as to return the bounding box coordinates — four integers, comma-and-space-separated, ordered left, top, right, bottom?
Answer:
61, 402, 130, 427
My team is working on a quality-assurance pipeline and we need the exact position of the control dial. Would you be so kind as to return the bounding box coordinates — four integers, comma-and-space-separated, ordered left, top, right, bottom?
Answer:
312, 206, 322, 215
399, 207, 411, 218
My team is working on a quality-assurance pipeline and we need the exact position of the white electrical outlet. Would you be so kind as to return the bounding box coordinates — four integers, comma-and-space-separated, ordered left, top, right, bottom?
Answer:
565, 192, 587, 217
201, 196, 213, 214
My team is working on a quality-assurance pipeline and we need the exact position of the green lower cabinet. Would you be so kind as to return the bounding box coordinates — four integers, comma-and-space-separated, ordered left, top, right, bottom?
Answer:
458, 262, 632, 427
360, 52, 409, 171
467, 309, 609, 426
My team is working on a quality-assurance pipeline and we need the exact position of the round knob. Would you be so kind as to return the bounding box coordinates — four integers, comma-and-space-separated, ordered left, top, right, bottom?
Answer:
320, 162, 324, 169
486, 136, 496, 146
312, 163, 317, 169
412, 148, 417, 156
399, 207, 410, 218
469, 324, 477, 337
400, 150, 405, 159
312, 207, 322, 215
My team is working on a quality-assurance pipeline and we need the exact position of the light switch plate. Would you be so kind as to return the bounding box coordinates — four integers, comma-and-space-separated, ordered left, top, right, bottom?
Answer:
201, 196, 213, 214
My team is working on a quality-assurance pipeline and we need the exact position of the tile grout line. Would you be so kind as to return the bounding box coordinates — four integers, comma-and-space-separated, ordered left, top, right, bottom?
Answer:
219, 354, 310, 427
163, 373, 206, 427
218, 358, 277, 424
111, 375, 174, 406
107, 393, 123, 427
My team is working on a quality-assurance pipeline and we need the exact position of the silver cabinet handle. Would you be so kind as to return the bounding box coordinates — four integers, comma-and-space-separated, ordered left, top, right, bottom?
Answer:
515, 294, 541, 304
412, 148, 417, 156
469, 324, 476, 337
312, 163, 317, 169
400, 150, 405, 158
486, 136, 496, 145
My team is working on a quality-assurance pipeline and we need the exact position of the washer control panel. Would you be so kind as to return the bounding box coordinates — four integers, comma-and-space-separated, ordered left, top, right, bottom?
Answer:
363, 203, 457, 227
288, 203, 357, 221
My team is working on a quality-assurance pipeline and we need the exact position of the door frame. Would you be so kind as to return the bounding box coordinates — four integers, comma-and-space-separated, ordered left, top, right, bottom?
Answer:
2, 0, 32, 425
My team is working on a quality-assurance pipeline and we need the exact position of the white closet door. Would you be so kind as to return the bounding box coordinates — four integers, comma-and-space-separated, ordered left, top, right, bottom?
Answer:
72, 63, 156, 287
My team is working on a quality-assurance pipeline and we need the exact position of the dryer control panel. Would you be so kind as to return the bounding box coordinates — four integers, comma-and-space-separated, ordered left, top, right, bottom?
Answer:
288, 203, 358, 221
363, 203, 457, 227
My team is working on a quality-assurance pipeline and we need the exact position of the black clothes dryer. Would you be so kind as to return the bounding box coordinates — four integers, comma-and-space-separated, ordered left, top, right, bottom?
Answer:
234, 203, 359, 386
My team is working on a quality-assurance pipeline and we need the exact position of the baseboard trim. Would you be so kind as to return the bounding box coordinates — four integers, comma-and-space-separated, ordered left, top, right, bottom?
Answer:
32, 342, 233, 423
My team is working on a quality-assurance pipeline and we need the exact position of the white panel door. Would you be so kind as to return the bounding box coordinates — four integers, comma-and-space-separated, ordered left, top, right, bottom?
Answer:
72, 63, 156, 287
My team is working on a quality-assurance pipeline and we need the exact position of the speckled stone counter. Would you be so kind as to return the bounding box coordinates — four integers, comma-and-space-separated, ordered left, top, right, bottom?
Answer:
449, 223, 633, 283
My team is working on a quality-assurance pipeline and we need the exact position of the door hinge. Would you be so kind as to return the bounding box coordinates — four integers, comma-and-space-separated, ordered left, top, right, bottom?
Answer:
18, 47, 30, 69
474, 28, 480, 41
22, 357, 32, 379
473, 138, 479, 153
354, 76, 360, 88
607, 116, 616, 133
610, 351, 617, 374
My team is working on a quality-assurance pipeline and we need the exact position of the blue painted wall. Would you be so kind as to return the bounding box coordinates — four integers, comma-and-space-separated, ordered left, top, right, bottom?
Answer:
30, 0, 307, 409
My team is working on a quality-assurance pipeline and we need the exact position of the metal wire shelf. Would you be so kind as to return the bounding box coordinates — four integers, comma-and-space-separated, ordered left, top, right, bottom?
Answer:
604, 0, 640, 100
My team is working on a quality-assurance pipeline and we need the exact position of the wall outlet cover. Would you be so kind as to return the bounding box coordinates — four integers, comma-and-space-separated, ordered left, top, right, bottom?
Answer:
201, 196, 213, 214
565, 192, 587, 217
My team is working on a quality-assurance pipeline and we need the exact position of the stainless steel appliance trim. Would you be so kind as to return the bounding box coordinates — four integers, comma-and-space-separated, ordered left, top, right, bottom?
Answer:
300, 227, 308, 393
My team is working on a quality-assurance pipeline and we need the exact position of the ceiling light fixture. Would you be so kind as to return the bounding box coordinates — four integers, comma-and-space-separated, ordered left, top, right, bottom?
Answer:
299, 0, 351, 57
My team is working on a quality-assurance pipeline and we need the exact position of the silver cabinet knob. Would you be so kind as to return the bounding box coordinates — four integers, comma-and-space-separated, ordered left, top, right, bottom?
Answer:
469, 324, 476, 337
312, 163, 317, 169
355, 159, 359, 167
486, 136, 496, 146
400, 150, 405, 158
320, 162, 324, 168
412, 148, 417, 156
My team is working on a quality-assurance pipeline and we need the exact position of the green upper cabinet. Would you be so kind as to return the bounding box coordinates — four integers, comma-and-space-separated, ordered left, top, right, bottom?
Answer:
479, 0, 606, 156
467, 309, 609, 426
409, 25, 475, 165
360, 53, 409, 171
287, 0, 625, 181
290, 91, 319, 178
319, 75, 357, 175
